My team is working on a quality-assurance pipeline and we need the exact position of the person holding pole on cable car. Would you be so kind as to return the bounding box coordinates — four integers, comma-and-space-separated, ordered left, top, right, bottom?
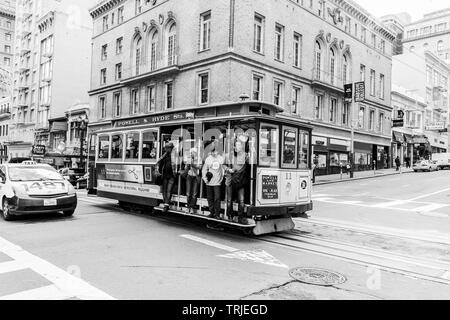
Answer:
202, 139, 225, 220
156, 142, 177, 213
184, 145, 202, 214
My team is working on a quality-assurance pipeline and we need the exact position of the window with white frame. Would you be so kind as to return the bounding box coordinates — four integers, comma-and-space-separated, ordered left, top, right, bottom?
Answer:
134, 37, 142, 76
113, 92, 121, 117
293, 32, 302, 68
330, 47, 336, 85
116, 37, 123, 55
358, 106, 365, 128
378, 112, 384, 132
200, 12, 211, 51
273, 80, 283, 106
369, 109, 375, 130
342, 102, 349, 126
371, 33, 376, 47
315, 94, 323, 120
252, 74, 263, 101
291, 86, 301, 114
379, 74, 385, 99
315, 41, 323, 79
274, 24, 284, 61
370, 69, 375, 96
146, 85, 156, 113
131, 89, 139, 114
99, 96, 106, 119
149, 30, 158, 71
118, 6, 124, 23
102, 16, 108, 32
135, 0, 142, 15
100, 68, 106, 85
345, 17, 351, 33
254, 14, 264, 53
166, 22, 177, 66
329, 98, 337, 123
199, 72, 209, 104
166, 82, 173, 109
115, 63, 122, 80
342, 53, 350, 84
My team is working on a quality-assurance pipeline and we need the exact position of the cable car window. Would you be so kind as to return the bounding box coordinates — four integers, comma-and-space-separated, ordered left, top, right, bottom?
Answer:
298, 130, 310, 169
98, 135, 110, 160
111, 134, 124, 160
142, 130, 158, 161
281, 126, 298, 169
259, 123, 279, 167
125, 132, 140, 161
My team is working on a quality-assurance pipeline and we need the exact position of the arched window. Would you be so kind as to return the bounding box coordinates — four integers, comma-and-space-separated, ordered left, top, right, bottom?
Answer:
132, 36, 143, 76
315, 40, 323, 80
342, 53, 351, 85
330, 47, 336, 85
166, 22, 177, 66
148, 29, 158, 71
437, 40, 444, 52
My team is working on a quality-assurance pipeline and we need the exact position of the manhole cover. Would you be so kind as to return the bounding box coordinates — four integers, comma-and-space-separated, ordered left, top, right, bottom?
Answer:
289, 267, 347, 286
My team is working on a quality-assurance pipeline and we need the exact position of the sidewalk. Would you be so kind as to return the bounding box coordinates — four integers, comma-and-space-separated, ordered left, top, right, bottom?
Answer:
313, 167, 414, 186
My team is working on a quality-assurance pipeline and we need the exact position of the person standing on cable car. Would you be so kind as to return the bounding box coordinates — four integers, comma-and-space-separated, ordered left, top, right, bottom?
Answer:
202, 140, 225, 219
184, 146, 201, 214
157, 142, 176, 213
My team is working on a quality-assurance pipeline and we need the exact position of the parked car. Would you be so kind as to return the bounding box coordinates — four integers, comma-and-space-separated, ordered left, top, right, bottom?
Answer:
58, 168, 86, 186
8, 157, 32, 164
431, 153, 450, 170
0, 163, 77, 221
75, 173, 88, 190
413, 160, 439, 172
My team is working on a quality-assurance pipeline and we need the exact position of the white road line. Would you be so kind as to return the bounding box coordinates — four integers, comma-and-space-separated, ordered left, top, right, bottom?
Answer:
414, 203, 448, 213
0, 236, 115, 300
0, 285, 74, 301
78, 197, 117, 205
0, 260, 27, 275
372, 200, 406, 208
181, 234, 237, 252
408, 187, 450, 201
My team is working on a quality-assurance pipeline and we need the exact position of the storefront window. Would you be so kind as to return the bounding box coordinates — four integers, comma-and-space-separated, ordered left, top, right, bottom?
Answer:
111, 134, 124, 160
282, 126, 297, 169
125, 132, 140, 161
355, 152, 372, 168
98, 135, 110, 160
142, 130, 158, 161
314, 153, 327, 168
330, 152, 349, 167
298, 130, 309, 169
259, 123, 279, 167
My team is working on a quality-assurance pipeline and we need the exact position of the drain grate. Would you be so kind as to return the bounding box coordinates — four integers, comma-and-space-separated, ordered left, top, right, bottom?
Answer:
289, 267, 347, 286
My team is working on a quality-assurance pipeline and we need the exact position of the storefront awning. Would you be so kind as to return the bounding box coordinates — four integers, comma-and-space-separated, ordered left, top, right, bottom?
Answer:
50, 121, 68, 133
392, 131, 405, 143
404, 134, 414, 144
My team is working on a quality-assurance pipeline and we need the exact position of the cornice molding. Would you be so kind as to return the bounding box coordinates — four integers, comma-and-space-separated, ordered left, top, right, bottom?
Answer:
90, 0, 126, 19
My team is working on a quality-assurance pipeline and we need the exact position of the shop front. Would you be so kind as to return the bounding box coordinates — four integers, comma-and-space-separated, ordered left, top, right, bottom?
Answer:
312, 135, 350, 176
411, 135, 431, 162
391, 131, 405, 167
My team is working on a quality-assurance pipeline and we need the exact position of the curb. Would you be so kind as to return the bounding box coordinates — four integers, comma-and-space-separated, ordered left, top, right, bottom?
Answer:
313, 170, 415, 186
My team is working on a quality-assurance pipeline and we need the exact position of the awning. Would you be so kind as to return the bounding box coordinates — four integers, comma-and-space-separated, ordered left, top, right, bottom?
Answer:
404, 134, 414, 144
51, 121, 68, 132
392, 131, 405, 143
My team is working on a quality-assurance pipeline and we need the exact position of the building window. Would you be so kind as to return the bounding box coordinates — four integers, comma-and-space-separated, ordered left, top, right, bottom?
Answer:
274, 24, 284, 61
100, 68, 106, 85
146, 85, 156, 113
253, 14, 264, 53
116, 37, 123, 55
369, 109, 375, 130
426, 65, 432, 84
318, 0, 325, 17
101, 44, 107, 60
291, 86, 301, 114
131, 89, 139, 114
115, 63, 122, 80
149, 30, 158, 71
118, 6, 124, 23
200, 12, 211, 51
379, 113, 384, 132
5, 33, 11, 41
199, 73, 209, 104
380, 39, 385, 53
252, 74, 263, 101
342, 54, 350, 84
102, 16, 108, 32
166, 22, 177, 66
315, 41, 323, 80
166, 82, 173, 109
370, 69, 375, 96
361, 27, 366, 42
330, 47, 336, 85
99, 96, 106, 119
329, 98, 337, 123
135, 0, 142, 15
358, 106, 365, 128
293, 32, 302, 68
134, 37, 142, 76
371, 33, 376, 47
315, 94, 323, 120
345, 17, 351, 33
273, 81, 283, 106
113, 92, 121, 117
6, 21, 11, 29
342, 102, 349, 126
437, 40, 444, 52
4, 57, 10, 66
379, 74, 385, 99
4, 45, 11, 53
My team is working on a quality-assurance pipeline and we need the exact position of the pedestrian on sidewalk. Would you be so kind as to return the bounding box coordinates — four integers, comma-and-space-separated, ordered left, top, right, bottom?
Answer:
395, 156, 401, 171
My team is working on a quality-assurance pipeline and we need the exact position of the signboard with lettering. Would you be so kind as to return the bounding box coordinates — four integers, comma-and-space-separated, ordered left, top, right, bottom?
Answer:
344, 84, 353, 102
392, 119, 404, 128
32, 145, 46, 156
425, 122, 445, 131
97, 164, 144, 184
261, 175, 278, 200
354, 82, 365, 102
114, 112, 195, 128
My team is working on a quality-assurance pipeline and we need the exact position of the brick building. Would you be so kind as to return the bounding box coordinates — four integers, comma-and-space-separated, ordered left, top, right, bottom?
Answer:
88, 0, 395, 175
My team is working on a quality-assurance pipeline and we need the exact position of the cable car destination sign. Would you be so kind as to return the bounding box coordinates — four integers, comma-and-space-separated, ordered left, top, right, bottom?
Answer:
114, 111, 195, 128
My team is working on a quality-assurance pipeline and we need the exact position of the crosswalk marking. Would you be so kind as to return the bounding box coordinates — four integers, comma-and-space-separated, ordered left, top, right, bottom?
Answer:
0, 235, 115, 300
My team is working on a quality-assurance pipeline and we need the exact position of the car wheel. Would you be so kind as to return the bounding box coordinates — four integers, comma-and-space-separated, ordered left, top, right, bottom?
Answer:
2, 198, 14, 221
62, 210, 75, 217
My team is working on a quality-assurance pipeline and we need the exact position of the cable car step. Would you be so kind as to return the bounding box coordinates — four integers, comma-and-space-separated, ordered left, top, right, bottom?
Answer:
153, 206, 256, 228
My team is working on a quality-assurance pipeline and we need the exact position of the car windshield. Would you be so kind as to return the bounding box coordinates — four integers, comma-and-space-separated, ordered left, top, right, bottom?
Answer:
8, 166, 65, 182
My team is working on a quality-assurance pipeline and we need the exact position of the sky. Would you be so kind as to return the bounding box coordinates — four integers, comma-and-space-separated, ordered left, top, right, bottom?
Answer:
355, 0, 450, 21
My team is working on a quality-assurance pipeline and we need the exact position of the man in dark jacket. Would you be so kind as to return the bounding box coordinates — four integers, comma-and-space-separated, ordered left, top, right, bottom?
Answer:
395, 156, 401, 171
157, 143, 177, 212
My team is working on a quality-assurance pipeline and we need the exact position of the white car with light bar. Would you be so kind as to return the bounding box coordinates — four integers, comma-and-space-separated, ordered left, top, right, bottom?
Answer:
0, 164, 77, 221
413, 160, 439, 172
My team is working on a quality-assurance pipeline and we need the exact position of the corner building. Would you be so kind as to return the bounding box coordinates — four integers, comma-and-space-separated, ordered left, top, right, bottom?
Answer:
89, 0, 395, 175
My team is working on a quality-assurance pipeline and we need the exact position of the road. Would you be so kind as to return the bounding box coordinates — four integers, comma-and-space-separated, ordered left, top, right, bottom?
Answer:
0, 170, 449, 300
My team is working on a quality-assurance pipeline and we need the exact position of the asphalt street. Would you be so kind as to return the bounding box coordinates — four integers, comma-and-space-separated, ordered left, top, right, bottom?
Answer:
0, 170, 449, 300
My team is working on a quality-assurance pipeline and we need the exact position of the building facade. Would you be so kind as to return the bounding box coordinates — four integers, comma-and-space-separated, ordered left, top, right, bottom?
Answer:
88, 0, 395, 175
392, 50, 449, 159
380, 12, 411, 56
7, 0, 96, 165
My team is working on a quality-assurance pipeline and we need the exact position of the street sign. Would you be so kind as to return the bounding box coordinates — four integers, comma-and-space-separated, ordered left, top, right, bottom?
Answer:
354, 82, 365, 102
392, 119, 404, 128
425, 122, 445, 131
344, 84, 353, 102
